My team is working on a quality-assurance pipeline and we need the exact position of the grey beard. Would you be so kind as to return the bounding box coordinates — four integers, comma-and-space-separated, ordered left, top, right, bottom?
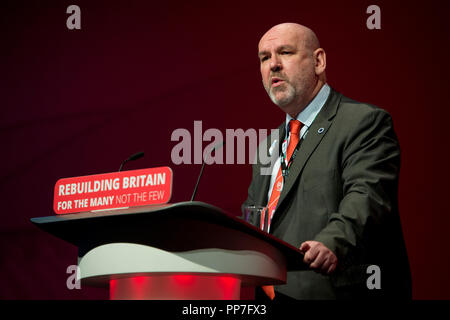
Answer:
268, 83, 296, 107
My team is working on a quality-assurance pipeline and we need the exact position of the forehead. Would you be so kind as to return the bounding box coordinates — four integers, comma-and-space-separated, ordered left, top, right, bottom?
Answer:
258, 27, 302, 52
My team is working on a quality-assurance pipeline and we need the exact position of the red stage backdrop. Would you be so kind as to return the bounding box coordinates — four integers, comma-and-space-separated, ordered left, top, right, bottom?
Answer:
1, 0, 449, 299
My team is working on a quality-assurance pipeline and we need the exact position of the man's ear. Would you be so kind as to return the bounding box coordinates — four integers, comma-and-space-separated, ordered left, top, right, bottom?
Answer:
314, 48, 326, 75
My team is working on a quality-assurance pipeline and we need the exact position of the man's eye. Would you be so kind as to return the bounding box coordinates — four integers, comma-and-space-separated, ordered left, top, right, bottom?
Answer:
281, 51, 291, 55
261, 56, 269, 62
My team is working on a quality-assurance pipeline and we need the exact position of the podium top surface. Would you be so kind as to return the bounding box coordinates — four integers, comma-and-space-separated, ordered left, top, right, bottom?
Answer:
31, 201, 306, 270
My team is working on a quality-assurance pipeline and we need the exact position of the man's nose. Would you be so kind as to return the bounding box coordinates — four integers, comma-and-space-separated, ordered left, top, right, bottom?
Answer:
270, 55, 282, 72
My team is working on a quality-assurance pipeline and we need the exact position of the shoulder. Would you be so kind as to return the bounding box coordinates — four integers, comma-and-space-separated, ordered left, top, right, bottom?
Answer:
331, 91, 395, 137
337, 93, 392, 123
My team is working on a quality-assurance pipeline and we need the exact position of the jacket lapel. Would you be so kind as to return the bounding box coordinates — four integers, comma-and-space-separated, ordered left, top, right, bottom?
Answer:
275, 88, 342, 210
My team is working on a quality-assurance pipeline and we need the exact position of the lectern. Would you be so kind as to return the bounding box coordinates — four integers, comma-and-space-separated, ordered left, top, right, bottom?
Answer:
31, 201, 305, 300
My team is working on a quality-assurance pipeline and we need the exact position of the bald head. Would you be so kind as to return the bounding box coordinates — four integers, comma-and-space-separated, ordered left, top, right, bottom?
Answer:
259, 23, 320, 57
258, 23, 327, 117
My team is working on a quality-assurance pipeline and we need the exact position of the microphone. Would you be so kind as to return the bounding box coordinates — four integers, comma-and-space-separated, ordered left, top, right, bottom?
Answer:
119, 151, 144, 171
190, 140, 225, 201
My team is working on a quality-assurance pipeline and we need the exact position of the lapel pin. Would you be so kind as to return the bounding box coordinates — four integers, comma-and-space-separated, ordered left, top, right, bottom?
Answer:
318, 128, 325, 134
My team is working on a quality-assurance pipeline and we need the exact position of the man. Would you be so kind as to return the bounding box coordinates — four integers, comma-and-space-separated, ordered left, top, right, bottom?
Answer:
242, 23, 411, 300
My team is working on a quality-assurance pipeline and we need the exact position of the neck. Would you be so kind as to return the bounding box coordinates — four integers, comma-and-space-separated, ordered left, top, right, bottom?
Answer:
288, 80, 325, 118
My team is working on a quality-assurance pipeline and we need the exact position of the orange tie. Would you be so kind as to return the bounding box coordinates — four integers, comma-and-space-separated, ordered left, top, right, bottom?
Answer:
262, 119, 302, 300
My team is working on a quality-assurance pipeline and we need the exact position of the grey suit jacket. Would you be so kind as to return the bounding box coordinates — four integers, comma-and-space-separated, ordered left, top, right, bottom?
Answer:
242, 88, 412, 299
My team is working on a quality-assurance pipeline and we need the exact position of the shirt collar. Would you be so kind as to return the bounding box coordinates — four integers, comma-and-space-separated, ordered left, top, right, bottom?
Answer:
286, 83, 330, 133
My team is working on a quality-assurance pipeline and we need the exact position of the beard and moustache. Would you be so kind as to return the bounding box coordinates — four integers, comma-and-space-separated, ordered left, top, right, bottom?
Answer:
264, 71, 317, 110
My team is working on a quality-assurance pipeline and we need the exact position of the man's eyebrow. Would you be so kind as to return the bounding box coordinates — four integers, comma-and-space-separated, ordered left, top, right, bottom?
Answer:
258, 45, 297, 57
277, 45, 296, 51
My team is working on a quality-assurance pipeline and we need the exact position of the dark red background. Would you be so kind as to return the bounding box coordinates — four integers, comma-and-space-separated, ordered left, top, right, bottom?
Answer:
1, 0, 449, 299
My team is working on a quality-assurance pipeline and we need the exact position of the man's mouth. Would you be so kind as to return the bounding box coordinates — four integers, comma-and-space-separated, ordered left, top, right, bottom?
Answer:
271, 77, 285, 88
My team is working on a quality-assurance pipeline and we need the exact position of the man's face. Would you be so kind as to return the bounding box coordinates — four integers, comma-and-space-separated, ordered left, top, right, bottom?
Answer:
258, 27, 317, 113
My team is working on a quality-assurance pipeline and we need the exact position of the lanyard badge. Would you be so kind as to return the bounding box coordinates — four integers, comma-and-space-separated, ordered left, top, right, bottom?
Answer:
280, 137, 301, 180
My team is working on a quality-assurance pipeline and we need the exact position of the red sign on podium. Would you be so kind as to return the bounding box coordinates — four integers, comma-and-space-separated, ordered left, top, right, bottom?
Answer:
53, 167, 173, 215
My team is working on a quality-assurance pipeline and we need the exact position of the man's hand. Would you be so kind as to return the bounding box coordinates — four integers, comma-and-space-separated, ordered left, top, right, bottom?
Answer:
299, 241, 338, 275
